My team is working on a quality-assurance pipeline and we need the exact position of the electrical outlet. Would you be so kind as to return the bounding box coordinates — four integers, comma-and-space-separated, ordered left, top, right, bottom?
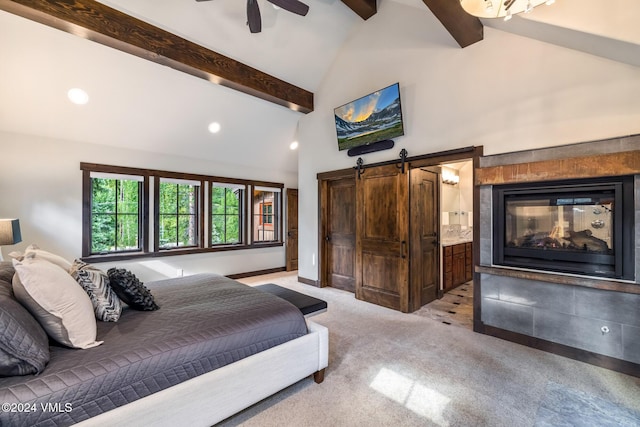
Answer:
177, 269, 183, 277
312, 253, 316, 266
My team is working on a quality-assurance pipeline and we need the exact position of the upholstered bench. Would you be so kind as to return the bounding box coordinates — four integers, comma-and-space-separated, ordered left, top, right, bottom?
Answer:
255, 284, 327, 317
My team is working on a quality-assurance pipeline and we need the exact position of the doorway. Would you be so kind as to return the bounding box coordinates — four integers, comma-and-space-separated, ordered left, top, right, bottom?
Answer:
415, 159, 474, 328
285, 189, 298, 271
320, 173, 356, 292
318, 147, 481, 318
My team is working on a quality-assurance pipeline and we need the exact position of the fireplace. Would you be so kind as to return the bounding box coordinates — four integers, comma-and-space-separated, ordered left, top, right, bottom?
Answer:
493, 176, 635, 280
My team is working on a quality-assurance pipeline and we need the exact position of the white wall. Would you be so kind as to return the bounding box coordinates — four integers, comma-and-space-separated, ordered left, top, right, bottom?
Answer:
0, 131, 297, 282
297, 1, 640, 280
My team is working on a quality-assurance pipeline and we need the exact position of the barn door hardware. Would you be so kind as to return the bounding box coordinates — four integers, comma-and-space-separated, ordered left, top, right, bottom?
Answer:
396, 149, 408, 173
355, 157, 366, 179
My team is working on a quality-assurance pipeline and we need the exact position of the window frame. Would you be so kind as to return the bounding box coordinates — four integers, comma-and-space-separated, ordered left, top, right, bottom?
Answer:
81, 163, 283, 263
209, 181, 246, 248
154, 177, 204, 252
251, 186, 283, 245
81, 166, 150, 258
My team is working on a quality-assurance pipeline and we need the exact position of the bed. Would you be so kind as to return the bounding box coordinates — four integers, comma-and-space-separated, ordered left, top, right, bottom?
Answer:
0, 266, 328, 427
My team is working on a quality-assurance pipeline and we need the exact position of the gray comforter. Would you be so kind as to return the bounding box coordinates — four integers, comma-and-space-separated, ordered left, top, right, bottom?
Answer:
0, 273, 307, 426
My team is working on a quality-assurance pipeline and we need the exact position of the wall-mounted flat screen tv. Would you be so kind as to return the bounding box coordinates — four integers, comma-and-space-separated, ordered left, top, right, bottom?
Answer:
334, 82, 404, 151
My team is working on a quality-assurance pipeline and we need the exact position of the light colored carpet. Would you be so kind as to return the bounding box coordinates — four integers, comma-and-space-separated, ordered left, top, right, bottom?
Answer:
218, 272, 640, 427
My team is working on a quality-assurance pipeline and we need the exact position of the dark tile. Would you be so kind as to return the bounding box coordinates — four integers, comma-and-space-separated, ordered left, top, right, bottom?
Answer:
481, 297, 533, 335
620, 135, 640, 152
534, 310, 623, 359
497, 277, 574, 314
622, 324, 640, 365
575, 287, 640, 327
479, 274, 500, 299
535, 382, 640, 427
479, 238, 492, 265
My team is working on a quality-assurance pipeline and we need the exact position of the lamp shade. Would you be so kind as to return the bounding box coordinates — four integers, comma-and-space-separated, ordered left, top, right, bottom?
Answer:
0, 219, 22, 245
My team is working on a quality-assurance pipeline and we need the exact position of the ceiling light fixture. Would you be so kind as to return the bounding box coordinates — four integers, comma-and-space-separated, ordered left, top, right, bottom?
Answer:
208, 122, 221, 134
459, 0, 557, 20
67, 88, 89, 105
289, 141, 299, 150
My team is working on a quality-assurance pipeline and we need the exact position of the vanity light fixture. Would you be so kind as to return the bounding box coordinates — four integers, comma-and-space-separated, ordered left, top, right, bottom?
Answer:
442, 171, 460, 185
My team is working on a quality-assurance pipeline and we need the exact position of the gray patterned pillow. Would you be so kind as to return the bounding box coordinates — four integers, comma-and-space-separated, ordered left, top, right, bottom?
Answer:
70, 260, 122, 322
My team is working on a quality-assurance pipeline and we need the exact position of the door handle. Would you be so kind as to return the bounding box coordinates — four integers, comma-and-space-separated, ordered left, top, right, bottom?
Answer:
325, 235, 331, 242
401, 240, 407, 259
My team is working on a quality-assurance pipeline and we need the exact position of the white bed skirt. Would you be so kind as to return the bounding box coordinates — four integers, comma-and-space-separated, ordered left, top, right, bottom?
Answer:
77, 320, 329, 426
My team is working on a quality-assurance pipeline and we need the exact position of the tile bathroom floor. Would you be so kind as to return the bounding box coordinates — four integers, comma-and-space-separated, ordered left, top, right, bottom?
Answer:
413, 281, 474, 329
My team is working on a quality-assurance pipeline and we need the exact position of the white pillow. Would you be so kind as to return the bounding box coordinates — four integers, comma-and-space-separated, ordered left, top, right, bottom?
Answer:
12, 254, 103, 349
10, 244, 72, 272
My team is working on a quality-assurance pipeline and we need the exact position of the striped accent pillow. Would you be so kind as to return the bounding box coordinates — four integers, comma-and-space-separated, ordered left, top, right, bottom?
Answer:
70, 260, 122, 322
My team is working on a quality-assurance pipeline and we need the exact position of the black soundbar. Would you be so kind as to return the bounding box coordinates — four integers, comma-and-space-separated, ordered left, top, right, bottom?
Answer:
347, 139, 394, 157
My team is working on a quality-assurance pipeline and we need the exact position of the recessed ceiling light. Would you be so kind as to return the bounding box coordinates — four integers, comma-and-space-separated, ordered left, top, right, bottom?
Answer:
68, 88, 89, 105
289, 141, 299, 150
208, 122, 221, 134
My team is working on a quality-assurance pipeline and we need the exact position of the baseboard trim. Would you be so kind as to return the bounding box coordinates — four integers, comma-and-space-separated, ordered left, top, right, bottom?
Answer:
227, 267, 286, 280
298, 276, 320, 287
480, 324, 640, 378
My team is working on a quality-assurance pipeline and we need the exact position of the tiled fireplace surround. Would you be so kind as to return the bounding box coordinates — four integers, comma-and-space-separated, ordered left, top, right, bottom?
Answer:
476, 135, 640, 374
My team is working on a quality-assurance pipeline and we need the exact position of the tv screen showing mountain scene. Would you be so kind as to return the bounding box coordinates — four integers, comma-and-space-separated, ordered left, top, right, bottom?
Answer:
334, 83, 404, 151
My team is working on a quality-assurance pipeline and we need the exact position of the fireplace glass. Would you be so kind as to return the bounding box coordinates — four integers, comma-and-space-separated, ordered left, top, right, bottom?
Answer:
494, 177, 634, 280
505, 194, 614, 254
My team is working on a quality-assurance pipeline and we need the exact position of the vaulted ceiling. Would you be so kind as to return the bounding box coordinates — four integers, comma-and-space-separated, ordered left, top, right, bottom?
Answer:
1, 0, 638, 174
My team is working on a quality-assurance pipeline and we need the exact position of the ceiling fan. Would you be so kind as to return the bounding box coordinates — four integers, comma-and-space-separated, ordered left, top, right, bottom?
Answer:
196, 0, 310, 34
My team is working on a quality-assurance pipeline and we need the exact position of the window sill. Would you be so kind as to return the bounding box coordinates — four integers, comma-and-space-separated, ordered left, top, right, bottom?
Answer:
82, 242, 284, 263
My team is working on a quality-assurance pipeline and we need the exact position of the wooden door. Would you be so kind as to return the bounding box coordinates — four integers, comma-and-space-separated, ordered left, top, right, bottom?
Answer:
285, 189, 298, 271
409, 168, 439, 310
356, 164, 409, 312
323, 177, 356, 292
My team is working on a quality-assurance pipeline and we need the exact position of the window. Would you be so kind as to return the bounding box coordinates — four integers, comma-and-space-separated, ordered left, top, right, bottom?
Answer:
211, 183, 244, 246
158, 178, 201, 250
260, 202, 273, 225
88, 172, 144, 255
252, 187, 281, 243
81, 163, 283, 261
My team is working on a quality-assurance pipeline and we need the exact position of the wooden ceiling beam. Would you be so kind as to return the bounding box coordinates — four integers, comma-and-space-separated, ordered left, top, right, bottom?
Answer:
341, 0, 377, 20
0, 0, 314, 113
422, 0, 483, 48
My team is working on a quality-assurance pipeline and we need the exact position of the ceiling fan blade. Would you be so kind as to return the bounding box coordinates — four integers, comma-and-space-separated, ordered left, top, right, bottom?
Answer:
247, 0, 262, 33
267, 0, 309, 16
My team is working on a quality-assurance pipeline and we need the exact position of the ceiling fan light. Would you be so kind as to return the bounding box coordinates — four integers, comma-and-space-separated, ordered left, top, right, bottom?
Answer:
504, 10, 512, 21
545, 0, 555, 4
485, 0, 493, 11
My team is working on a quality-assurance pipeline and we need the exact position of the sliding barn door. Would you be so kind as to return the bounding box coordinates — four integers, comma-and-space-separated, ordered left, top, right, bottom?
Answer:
356, 164, 409, 312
